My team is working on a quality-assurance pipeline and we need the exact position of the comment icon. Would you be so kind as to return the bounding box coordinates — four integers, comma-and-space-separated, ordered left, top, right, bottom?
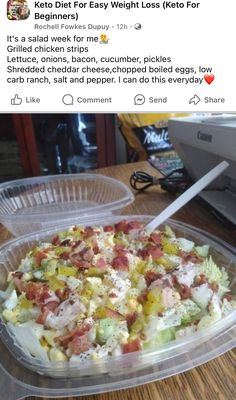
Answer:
62, 94, 74, 106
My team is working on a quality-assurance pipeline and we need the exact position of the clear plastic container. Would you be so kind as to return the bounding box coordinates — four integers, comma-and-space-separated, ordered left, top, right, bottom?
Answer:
0, 215, 235, 400
0, 174, 134, 236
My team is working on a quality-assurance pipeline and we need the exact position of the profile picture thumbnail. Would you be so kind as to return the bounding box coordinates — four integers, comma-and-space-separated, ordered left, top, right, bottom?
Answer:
7, 0, 30, 20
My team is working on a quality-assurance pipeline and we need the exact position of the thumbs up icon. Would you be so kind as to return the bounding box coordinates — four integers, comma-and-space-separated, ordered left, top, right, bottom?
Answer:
11, 94, 23, 105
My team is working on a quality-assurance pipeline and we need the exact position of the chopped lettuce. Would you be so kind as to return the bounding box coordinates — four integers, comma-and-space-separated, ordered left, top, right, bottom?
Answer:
176, 299, 201, 325
199, 256, 229, 286
96, 318, 118, 344
8, 323, 49, 362
176, 238, 194, 252
195, 245, 209, 258
191, 284, 213, 309
143, 327, 176, 350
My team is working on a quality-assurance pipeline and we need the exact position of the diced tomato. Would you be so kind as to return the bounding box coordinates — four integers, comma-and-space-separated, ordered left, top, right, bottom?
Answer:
149, 233, 162, 245
25, 282, 50, 305
95, 257, 107, 269
145, 271, 163, 286
35, 251, 48, 267
69, 334, 90, 355
51, 235, 60, 245
126, 312, 138, 330
179, 284, 191, 300
111, 255, 129, 270
104, 225, 114, 232
122, 338, 141, 354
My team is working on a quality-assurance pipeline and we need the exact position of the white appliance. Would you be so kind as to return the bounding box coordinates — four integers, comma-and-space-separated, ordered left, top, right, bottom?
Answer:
168, 114, 236, 225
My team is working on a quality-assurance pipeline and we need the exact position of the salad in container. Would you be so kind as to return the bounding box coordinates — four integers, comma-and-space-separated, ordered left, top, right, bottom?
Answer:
0, 216, 235, 384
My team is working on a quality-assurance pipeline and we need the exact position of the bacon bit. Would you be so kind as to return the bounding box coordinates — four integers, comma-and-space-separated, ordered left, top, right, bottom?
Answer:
41, 301, 59, 313
192, 274, 208, 287
149, 233, 162, 245
114, 244, 128, 257
55, 288, 71, 301
36, 309, 50, 325
179, 251, 201, 264
72, 240, 82, 249
148, 247, 164, 259
104, 307, 124, 319
52, 235, 60, 246
25, 282, 50, 305
12, 271, 24, 279
223, 293, 233, 302
95, 257, 107, 269
93, 246, 100, 255
114, 220, 142, 234
104, 225, 114, 232
172, 275, 178, 287
69, 334, 90, 355
208, 282, 219, 292
55, 324, 91, 347
79, 247, 94, 262
69, 253, 90, 270
145, 271, 163, 286
137, 290, 148, 304
138, 245, 163, 260
35, 251, 48, 267
111, 255, 129, 270
179, 284, 191, 300
60, 239, 71, 246
13, 277, 25, 293
122, 338, 141, 354
124, 220, 142, 234
59, 251, 70, 260
109, 292, 118, 298
126, 312, 138, 330
83, 227, 95, 239
114, 220, 127, 233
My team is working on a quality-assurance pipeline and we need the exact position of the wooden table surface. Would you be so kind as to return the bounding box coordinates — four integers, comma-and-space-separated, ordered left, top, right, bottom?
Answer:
0, 162, 235, 400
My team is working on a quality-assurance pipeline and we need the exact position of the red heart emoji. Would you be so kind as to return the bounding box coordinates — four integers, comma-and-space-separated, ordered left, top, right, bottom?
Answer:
204, 74, 215, 85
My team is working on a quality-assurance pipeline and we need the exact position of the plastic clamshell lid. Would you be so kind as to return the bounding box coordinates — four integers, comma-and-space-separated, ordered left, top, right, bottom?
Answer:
0, 173, 134, 236
0, 216, 235, 400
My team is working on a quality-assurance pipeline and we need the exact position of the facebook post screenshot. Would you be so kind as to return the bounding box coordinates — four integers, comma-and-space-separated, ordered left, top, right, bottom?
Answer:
0, 2, 236, 400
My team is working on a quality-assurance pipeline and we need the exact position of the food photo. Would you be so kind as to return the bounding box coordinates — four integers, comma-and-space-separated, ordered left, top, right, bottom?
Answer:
0, 113, 235, 400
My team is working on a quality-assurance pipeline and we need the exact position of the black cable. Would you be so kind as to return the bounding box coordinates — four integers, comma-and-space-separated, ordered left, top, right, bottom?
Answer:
130, 168, 192, 194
